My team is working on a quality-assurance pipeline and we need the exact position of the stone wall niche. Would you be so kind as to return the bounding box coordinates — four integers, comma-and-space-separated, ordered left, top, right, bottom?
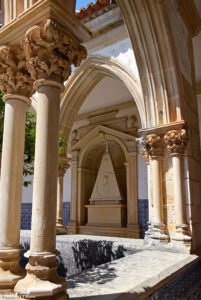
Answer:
68, 125, 140, 238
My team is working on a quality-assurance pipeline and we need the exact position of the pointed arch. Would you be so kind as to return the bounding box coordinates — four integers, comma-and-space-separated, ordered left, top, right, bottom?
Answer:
117, 0, 183, 125
60, 55, 148, 142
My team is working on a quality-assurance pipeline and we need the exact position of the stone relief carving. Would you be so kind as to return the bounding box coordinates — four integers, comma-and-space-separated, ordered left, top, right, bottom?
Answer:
22, 19, 87, 83
0, 45, 33, 96
164, 129, 188, 154
89, 144, 123, 204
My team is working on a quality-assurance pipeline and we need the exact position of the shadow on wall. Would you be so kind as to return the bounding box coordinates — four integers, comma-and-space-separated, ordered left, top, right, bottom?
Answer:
72, 239, 126, 272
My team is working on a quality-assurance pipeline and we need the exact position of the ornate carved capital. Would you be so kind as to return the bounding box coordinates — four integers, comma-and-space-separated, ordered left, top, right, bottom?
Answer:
164, 129, 188, 154
58, 156, 70, 177
0, 45, 33, 97
22, 19, 87, 84
139, 137, 149, 163
142, 134, 162, 157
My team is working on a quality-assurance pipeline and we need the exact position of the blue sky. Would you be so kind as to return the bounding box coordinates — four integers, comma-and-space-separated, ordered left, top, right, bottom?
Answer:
76, 0, 96, 10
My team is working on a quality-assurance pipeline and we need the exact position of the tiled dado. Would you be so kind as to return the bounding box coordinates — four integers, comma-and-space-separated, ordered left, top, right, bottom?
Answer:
21, 202, 71, 229
138, 199, 148, 238
21, 200, 148, 233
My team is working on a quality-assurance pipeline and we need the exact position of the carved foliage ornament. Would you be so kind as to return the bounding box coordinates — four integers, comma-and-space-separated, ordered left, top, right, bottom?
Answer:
22, 19, 87, 83
164, 129, 188, 154
58, 156, 70, 177
0, 45, 33, 97
140, 137, 149, 163
141, 134, 162, 157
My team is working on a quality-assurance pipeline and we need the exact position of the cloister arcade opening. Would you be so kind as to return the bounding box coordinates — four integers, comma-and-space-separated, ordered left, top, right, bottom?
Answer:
0, 0, 201, 299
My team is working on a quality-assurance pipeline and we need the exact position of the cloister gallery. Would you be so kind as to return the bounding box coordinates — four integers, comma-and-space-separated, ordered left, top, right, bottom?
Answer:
0, 0, 201, 299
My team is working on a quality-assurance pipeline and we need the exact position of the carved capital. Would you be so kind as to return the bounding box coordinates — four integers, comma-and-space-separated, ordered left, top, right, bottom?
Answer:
58, 156, 70, 177
22, 19, 87, 84
142, 134, 162, 157
164, 129, 188, 154
139, 137, 149, 163
0, 45, 33, 97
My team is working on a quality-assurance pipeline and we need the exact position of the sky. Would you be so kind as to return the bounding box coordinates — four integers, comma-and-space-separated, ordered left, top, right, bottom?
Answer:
76, 0, 96, 10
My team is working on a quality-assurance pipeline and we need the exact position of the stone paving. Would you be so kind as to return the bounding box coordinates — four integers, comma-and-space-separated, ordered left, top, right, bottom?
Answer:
67, 250, 197, 299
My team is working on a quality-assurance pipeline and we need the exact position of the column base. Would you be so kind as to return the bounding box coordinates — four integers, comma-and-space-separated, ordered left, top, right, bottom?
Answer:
0, 247, 25, 289
172, 224, 192, 245
67, 221, 78, 234
14, 253, 68, 299
56, 220, 67, 235
145, 223, 169, 243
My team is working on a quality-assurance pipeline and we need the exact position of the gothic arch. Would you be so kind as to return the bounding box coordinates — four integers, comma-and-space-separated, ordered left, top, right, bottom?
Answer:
117, 0, 183, 125
60, 55, 146, 142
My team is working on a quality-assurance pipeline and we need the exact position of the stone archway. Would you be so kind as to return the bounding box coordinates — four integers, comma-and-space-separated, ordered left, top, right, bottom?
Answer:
60, 55, 145, 139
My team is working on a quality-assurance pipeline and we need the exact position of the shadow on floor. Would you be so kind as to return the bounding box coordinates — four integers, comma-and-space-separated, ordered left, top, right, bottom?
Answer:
68, 262, 118, 288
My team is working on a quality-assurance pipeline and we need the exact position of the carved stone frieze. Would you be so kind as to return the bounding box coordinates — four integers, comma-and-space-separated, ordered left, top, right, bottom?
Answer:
22, 19, 87, 83
164, 129, 188, 154
0, 45, 33, 97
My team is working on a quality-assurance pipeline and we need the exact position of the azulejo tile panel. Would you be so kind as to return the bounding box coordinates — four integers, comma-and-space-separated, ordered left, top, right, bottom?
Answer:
21, 202, 71, 229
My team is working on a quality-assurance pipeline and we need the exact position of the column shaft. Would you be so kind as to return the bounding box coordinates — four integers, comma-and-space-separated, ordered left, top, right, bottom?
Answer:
147, 163, 152, 223
126, 153, 139, 237
164, 129, 191, 244
0, 95, 30, 288
68, 153, 78, 233
172, 155, 184, 226
30, 82, 60, 253
151, 157, 163, 225
57, 176, 64, 225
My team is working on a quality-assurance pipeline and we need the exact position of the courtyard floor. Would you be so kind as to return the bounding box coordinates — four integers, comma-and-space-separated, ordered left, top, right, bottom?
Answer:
0, 232, 200, 299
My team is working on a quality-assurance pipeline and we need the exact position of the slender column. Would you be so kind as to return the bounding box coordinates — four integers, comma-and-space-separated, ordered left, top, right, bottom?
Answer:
142, 134, 169, 242
164, 129, 191, 244
140, 138, 152, 234
56, 157, 70, 235
68, 151, 79, 234
0, 45, 32, 289
126, 152, 140, 237
14, 19, 86, 299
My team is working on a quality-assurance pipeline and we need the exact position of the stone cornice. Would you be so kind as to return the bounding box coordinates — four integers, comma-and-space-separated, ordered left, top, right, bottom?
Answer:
177, 0, 201, 37
138, 121, 185, 137
0, 0, 91, 46
76, 100, 135, 121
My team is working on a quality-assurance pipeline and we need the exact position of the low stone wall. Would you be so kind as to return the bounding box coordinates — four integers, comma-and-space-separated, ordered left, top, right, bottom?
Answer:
20, 231, 144, 277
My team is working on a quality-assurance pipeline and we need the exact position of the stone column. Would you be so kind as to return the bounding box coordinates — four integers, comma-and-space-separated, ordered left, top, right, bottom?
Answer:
68, 150, 79, 234
0, 45, 32, 289
164, 129, 191, 244
56, 157, 70, 235
126, 152, 140, 237
140, 138, 152, 234
14, 19, 86, 299
143, 134, 169, 242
